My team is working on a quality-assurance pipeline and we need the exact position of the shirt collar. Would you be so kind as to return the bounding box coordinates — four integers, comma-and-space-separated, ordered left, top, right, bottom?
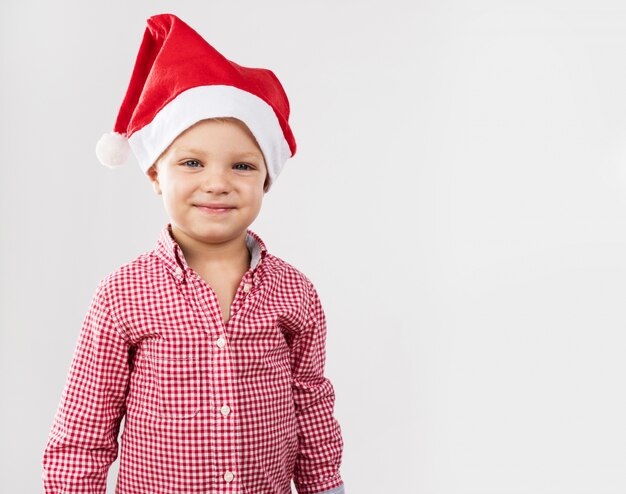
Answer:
155, 223, 268, 281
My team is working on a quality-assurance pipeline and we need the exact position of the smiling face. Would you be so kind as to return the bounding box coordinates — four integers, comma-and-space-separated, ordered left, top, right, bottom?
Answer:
147, 117, 268, 249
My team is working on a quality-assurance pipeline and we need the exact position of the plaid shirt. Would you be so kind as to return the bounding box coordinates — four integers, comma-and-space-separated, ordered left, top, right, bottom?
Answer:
42, 224, 345, 494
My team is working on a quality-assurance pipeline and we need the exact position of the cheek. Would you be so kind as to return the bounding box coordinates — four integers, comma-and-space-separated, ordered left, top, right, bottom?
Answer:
250, 189, 265, 208
244, 180, 265, 198
163, 179, 194, 201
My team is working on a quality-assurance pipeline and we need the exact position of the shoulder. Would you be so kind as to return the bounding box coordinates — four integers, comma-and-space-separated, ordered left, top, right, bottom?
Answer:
93, 249, 162, 302
262, 252, 320, 301
264, 252, 314, 285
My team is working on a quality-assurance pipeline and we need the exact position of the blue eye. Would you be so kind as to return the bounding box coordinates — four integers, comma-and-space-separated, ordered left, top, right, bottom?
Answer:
234, 163, 253, 170
183, 160, 201, 168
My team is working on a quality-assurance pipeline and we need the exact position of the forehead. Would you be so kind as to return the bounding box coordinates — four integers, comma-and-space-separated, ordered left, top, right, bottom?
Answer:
178, 117, 260, 148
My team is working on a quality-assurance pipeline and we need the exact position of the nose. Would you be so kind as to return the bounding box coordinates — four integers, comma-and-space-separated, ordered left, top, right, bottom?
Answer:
200, 165, 231, 194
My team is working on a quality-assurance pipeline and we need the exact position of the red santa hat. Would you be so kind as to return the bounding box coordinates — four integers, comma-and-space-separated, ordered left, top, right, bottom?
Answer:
95, 13, 296, 191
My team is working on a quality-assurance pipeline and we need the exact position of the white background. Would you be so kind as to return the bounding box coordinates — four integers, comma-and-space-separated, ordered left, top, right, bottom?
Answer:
2, 1, 626, 493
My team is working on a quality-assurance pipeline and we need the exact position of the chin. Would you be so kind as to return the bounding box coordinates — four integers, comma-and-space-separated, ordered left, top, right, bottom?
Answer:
195, 225, 248, 240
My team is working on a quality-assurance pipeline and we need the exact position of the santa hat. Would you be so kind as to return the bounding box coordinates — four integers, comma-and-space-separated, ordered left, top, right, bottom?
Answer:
95, 13, 296, 191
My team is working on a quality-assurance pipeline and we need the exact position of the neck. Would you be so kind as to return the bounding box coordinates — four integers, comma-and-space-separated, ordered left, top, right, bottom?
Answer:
169, 224, 251, 271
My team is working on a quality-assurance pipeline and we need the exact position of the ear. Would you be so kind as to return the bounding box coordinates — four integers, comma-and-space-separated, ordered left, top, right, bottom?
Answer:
147, 165, 162, 195
262, 169, 270, 193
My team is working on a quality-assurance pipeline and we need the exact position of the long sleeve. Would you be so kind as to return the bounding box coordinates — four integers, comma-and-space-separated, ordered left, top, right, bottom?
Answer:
42, 284, 132, 494
291, 282, 345, 494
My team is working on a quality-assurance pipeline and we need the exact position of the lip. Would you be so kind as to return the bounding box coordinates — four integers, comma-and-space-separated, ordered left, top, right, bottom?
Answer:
194, 204, 235, 214
195, 203, 235, 208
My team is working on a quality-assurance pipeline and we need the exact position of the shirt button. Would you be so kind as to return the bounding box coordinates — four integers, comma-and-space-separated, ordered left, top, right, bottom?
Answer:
174, 267, 183, 278
220, 405, 231, 416
216, 337, 226, 348
223, 471, 234, 482
243, 283, 252, 292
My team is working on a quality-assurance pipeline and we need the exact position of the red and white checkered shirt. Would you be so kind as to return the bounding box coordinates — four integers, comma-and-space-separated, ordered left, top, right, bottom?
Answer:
42, 224, 345, 494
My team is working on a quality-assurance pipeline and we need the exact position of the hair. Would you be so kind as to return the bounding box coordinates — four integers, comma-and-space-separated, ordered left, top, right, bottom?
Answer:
148, 117, 270, 192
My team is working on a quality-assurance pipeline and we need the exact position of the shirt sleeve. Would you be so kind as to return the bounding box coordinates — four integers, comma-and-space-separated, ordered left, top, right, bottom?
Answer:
42, 284, 132, 494
290, 281, 345, 494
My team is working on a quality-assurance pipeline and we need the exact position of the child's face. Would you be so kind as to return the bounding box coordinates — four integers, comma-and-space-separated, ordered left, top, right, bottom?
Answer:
147, 118, 268, 247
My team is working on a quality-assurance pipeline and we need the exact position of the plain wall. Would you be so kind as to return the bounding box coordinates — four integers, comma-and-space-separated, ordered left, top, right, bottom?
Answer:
2, 0, 626, 492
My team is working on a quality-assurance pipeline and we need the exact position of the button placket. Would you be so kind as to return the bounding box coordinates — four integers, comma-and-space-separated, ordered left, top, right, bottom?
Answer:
160, 234, 256, 486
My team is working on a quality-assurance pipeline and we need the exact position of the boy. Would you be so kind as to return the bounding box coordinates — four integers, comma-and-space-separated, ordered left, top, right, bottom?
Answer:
42, 13, 345, 494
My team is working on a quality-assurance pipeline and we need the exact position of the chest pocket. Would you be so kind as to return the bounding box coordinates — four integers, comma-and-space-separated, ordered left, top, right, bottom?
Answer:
145, 337, 201, 420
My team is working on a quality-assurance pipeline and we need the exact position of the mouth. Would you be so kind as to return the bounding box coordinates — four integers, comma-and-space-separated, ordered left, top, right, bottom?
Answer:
194, 204, 235, 214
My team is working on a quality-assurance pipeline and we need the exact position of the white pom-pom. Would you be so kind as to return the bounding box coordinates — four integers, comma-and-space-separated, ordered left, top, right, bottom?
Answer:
95, 132, 131, 168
